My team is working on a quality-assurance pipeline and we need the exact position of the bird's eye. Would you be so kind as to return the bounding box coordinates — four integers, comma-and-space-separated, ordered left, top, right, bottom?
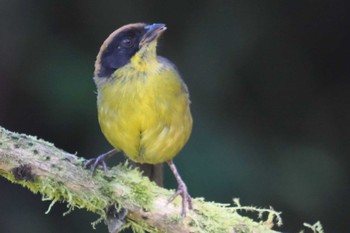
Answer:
120, 37, 133, 48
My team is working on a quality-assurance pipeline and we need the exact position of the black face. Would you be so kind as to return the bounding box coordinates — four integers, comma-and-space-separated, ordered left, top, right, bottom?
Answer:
98, 27, 146, 77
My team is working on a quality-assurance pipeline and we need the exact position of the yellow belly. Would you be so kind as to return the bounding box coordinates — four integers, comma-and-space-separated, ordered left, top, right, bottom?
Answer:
96, 65, 192, 164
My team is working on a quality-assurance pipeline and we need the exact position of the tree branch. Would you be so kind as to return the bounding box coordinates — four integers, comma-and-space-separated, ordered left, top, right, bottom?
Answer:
0, 126, 282, 233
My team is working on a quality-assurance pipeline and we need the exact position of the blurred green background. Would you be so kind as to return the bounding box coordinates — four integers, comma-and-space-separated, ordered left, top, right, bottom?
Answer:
1, 1, 348, 232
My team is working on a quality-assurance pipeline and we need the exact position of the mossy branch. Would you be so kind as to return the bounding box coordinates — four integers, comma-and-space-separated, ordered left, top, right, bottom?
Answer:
0, 125, 284, 233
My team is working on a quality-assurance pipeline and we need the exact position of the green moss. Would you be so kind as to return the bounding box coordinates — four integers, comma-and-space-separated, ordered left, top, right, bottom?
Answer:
108, 163, 155, 211
126, 218, 159, 233
39, 177, 109, 216
1, 169, 107, 217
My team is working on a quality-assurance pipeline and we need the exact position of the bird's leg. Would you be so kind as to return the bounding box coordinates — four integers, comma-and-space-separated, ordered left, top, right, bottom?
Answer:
84, 149, 117, 175
167, 160, 193, 217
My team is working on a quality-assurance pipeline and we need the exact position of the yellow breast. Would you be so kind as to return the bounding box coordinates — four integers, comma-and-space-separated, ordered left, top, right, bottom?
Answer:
96, 59, 192, 164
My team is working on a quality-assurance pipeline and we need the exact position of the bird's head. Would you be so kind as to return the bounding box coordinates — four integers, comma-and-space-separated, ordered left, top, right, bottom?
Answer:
94, 23, 167, 78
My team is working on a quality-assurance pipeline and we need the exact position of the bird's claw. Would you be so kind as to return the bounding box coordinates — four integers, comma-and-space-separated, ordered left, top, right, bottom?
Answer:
167, 182, 193, 217
84, 149, 116, 175
84, 155, 108, 175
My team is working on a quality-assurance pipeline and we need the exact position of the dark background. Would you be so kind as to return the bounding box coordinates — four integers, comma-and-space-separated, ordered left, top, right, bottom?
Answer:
1, 1, 349, 232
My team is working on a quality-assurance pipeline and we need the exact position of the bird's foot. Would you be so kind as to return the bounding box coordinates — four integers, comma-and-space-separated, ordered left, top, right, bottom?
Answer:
84, 149, 116, 175
167, 180, 193, 217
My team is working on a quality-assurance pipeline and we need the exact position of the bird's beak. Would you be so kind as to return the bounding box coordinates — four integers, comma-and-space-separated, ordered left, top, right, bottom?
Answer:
140, 23, 167, 47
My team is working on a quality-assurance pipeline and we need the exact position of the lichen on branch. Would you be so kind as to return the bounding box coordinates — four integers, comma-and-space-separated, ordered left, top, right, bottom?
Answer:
0, 126, 294, 233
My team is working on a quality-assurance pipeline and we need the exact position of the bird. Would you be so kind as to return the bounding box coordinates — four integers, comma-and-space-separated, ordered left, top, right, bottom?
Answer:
85, 23, 193, 216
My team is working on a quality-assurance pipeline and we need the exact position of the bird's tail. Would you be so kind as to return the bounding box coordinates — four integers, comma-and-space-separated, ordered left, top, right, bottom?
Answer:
130, 162, 164, 187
